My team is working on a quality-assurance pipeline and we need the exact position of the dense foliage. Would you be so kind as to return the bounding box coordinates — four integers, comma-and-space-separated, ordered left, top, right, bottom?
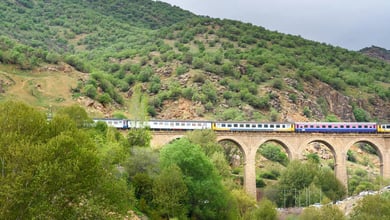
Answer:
0, 101, 132, 218
0, 0, 389, 122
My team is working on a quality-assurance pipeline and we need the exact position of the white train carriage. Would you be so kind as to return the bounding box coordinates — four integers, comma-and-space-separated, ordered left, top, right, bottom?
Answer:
148, 120, 212, 130
213, 122, 294, 132
94, 118, 128, 129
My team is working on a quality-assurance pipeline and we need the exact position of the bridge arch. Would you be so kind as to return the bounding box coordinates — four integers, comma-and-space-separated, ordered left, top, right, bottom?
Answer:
297, 138, 337, 161
344, 138, 384, 178
216, 137, 247, 161
255, 138, 292, 160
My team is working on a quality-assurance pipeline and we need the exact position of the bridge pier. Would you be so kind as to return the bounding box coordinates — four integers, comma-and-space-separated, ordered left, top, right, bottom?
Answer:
383, 137, 390, 180
334, 151, 348, 190
244, 150, 257, 199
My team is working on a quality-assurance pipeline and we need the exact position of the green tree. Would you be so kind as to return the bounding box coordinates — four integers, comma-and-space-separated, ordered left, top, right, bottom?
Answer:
259, 143, 289, 166
55, 104, 92, 128
300, 205, 346, 220
152, 165, 189, 219
160, 138, 237, 220
244, 198, 277, 220
277, 160, 318, 207
231, 189, 256, 219
0, 102, 132, 219
127, 128, 151, 148
350, 194, 390, 220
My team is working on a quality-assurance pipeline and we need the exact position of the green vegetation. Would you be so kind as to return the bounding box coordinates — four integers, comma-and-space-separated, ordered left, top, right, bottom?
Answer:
0, 0, 389, 121
2, 102, 389, 218
264, 160, 346, 207
350, 193, 390, 220
259, 143, 289, 166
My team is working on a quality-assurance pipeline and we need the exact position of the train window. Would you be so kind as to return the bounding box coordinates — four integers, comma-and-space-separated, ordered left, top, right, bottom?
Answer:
258, 124, 262, 128
322, 125, 326, 128
264, 125, 268, 128
340, 125, 344, 128
387, 125, 390, 128
228, 124, 232, 127
234, 124, 238, 127
175, 123, 179, 126
276, 125, 280, 128
252, 124, 256, 128
310, 125, 314, 128
245, 124, 250, 128
346, 125, 350, 128
328, 125, 332, 128
358, 125, 362, 128
364, 125, 368, 128
240, 124, 244, 127
181, 123, 185, 126
221, 124, 226, 127
282, 125, 285, 128
304, 125, 308, 128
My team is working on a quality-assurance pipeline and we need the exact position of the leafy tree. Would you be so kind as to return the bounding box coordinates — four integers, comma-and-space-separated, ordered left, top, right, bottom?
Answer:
124, 147, 159, 179
314, 169, 346, 202
244, 198, 277, 220
230, 189, 256, 219
353, 107, 370, 122
127, 128, 151, 148
160, 138, 237, 219
259, 143, 289, 166
300, 205, 346, 220
55, 104, 92, 128
152, 165, 189, 219
0, 102, 132, 219
277, 160, 318, 207
350, 193, 390, 220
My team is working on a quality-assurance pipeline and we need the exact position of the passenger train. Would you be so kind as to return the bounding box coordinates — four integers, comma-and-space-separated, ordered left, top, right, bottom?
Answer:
93, 118, 390, 133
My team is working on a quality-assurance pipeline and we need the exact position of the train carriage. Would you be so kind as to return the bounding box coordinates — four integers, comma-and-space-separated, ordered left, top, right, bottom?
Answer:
378, 124, 390, 133
295, 122, 377, 133
93, 118, 128, 129
148, 120, 212, 130
213, 122, 294, 132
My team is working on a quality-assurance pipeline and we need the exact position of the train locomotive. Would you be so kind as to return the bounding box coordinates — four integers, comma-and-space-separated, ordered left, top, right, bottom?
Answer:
93, 118, 390, 133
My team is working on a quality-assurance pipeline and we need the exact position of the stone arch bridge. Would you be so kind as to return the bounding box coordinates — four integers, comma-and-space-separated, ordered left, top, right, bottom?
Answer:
151, 131, 390, 198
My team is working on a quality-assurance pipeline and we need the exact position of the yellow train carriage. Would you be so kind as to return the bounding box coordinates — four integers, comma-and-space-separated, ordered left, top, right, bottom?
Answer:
378, 124, 390, 133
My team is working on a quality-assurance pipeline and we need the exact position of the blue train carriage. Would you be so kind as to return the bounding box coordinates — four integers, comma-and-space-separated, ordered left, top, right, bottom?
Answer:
212, 121, 294, 132
148, 120, 212, 130
378, 123, 390, 133
294, 122, 377, 133
93, 118, 129, 129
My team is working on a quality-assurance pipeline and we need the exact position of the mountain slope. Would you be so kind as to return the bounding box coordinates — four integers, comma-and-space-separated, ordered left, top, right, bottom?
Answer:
0, 0, 389, 122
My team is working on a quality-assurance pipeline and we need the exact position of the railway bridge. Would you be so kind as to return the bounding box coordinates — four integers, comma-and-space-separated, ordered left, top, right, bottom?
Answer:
151, 131, 390, 198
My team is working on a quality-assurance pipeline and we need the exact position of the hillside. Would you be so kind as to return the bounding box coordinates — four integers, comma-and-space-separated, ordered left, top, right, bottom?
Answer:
360, 46, 390, 63
0, 0, 389, 122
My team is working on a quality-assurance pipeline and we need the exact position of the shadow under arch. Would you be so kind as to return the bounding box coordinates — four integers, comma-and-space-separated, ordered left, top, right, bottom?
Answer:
255, 138, 293, 161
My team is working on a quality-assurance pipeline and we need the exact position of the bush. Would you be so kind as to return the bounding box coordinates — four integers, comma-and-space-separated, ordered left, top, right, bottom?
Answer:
256, 177, 266, 188
259, 144, 288, 166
